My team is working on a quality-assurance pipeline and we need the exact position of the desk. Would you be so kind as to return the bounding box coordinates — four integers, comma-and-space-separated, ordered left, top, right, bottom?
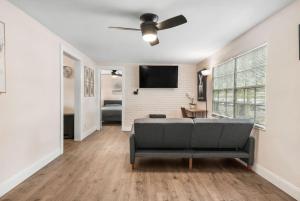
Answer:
185, 108, 207, 118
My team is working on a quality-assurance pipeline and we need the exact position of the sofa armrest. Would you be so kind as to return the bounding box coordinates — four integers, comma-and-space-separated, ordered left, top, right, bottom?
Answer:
129, 134, 135, 164
241, 136, 255, 166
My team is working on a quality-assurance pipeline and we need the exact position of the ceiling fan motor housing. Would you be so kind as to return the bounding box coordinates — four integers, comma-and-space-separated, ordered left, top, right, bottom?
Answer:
140, 13, 159, 22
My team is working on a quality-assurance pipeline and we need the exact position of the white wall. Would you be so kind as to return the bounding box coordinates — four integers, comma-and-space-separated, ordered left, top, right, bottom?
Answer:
99, 64, 197, 130
63, 55, 75, 114
100, 74, 122, 106
197, 1, 300, 199
0, 0, 98, 196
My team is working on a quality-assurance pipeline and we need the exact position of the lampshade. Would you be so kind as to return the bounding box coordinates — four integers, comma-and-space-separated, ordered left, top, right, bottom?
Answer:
201, 69, 211, 76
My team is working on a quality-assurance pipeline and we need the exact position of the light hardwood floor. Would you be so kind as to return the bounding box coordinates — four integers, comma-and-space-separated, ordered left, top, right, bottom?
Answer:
1, 125, 295, 201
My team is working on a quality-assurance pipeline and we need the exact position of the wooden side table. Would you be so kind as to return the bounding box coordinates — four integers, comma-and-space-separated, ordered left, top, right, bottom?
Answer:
185, 108, 207, 118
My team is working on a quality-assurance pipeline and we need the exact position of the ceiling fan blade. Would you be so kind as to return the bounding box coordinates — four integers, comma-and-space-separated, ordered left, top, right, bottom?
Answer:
156, 15, 187, 30
150, 38, 159, 46
108, 26, 140, 31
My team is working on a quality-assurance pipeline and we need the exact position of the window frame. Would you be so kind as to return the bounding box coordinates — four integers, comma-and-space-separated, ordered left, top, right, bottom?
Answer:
212, 44, 267, 130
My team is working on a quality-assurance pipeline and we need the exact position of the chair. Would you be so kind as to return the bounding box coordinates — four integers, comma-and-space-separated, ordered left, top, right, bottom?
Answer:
181, 107, 193, 118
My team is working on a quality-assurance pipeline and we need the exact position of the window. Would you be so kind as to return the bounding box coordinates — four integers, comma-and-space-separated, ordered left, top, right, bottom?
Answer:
212, 45, 266, 127
213, 60, 235, 117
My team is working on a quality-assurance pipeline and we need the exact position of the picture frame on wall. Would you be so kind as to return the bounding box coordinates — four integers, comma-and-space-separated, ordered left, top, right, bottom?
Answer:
90, 69, 94, 96
0, 21, 6, 93
197, 70, 207, 101
84, 66, 95, 97
84, 67, 88, 97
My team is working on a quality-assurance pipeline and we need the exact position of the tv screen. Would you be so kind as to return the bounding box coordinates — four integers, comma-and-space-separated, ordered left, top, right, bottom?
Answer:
139, 65, 178, 88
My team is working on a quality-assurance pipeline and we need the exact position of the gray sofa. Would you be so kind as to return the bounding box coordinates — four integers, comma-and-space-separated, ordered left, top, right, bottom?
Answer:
130, 118, 255, 169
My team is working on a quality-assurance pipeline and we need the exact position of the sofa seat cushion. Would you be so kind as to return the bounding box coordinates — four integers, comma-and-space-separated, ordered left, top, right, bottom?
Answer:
192, 150, 249, 158
135, 149, 192, 158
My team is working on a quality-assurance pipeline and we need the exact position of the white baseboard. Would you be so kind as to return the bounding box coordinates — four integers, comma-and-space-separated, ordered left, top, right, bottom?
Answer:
252, 164, 300, 200
122, 126, 131, 132
236, 159, 300, 200
82, 126, 98, 140
0, 148, 61, 198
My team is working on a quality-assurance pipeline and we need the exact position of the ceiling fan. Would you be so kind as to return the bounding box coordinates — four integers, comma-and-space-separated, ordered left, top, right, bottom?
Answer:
111, 70, 122, 77
108, 13, 187, 46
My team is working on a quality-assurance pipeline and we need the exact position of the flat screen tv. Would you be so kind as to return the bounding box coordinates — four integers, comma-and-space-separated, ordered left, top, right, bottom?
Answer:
139, 65, 178, 88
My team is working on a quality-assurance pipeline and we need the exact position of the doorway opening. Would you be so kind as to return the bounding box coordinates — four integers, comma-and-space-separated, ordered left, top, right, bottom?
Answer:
60, 50, 82, 154
63, 54, 76, 140
100, 69, 123, 129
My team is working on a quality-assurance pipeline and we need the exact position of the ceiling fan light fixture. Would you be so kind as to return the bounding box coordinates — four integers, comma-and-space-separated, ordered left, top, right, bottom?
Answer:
141, 23, 157, 42
142, 33, 157, 42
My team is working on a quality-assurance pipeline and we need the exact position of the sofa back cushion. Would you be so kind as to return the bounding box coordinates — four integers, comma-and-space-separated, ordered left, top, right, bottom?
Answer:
134, 118, 194, 149
191, 119, 223, 148
192, 118, 254, 149
218, 119, 254, 149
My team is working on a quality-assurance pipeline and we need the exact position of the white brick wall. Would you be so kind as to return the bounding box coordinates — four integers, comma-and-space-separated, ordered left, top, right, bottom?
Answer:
123, 64, 197, 130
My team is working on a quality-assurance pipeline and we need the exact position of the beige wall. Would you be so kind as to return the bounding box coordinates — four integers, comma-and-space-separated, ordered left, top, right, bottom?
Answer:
197, 1, 300, 198
100, 64, 197, 130
0, 0, 98, 196
63, 55, 75, 114
100, 74, 122, 106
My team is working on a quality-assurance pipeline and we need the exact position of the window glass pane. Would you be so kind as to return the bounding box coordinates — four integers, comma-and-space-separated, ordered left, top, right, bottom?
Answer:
256, 64, 266, 86
246, 89, 255, 104
213, 90, 219, 102
213, 77, 219, 90
226, 103, 234, 117
256, 87, 265, 105
235, 104, 245, 118
235, 103, 254, 120
224, 60, 235, 74
246, 69, 256, 87
218, 65, 225, 76
218, 102, 226, 116
255, 46, 267, 66
219, 90, 226, 102
256, 105, 265, 125
212, 60, 235, 115
213, 67, 219, 77
213, 102, 219, 114
236, 71, 246, 88
227, 89, 234, 103
245, 104, 255, 121
218, 77, 224, 89
235, 89, 245, 104
225, 75, 234, 89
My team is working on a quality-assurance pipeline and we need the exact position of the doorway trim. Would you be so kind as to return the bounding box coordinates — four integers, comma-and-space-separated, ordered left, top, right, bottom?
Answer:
97, 66, 126, 131
60, 45, 83, 154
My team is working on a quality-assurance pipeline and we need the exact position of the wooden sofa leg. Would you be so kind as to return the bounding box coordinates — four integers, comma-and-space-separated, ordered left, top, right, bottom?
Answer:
131, 163, 135, 170
189, 158, 193, 169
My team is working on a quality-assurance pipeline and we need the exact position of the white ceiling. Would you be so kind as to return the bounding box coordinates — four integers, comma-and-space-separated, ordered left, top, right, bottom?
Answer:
9, 0, 294, 64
